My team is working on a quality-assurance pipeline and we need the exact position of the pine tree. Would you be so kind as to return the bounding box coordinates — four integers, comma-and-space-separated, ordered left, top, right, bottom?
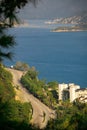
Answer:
0, 0, 38, 62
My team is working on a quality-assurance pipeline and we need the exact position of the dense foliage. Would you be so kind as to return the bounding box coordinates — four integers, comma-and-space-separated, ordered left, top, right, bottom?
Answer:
0, 65, 33, 130
0, 65, 87, 130
0, 65, 15, 102
20, 66, 87, 130
21, 68, 58, 108
45, 101, 87, 130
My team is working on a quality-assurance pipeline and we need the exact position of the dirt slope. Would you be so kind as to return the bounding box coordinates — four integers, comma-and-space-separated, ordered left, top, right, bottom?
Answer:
7, 68, 55, 129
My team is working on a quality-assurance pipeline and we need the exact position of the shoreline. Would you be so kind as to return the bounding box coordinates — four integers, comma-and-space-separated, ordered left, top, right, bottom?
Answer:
51, 29, 87, 32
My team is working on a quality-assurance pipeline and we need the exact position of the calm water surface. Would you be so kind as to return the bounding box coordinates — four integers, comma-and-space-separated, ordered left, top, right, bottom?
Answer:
4, 27, 87, 87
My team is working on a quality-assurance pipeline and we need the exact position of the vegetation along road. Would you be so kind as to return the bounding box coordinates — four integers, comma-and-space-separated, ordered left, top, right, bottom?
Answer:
7, 68, 56, 129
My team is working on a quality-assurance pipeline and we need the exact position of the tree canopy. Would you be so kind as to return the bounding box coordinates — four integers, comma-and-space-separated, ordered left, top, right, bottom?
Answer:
0, 0, 38, 27
0, 0, 38, 62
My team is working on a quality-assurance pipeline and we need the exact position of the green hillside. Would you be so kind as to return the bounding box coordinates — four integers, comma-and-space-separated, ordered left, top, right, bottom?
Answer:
21, 68, 58, 109
0, 65, 33, 130
0, 64, 87, 130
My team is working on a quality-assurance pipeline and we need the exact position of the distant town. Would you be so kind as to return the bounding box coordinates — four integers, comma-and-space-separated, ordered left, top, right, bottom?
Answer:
45, 13, 87, 32
45, 13, 87, 25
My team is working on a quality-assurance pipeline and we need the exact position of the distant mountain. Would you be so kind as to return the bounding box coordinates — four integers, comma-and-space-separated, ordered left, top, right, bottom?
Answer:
79, 14, 87, 24
45, 14, 87, 25
46, 14, 87, 32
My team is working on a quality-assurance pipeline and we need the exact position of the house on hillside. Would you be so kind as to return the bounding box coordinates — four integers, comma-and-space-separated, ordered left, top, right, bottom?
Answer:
58, 83, 87, 103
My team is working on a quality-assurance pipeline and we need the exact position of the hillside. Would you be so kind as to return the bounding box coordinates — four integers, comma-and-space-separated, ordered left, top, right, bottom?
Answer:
45, 14, 87, 32
45, 14, 87, 25
0, 65, 87, 130
6, 68, 56, 129
0, 65, 32, 130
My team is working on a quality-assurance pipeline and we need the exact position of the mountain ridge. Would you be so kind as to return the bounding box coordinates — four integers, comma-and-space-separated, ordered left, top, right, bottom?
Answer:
45, 14, 87, 25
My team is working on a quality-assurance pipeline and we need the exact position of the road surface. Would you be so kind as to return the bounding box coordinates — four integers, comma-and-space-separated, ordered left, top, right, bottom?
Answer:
7, 68, 56, 129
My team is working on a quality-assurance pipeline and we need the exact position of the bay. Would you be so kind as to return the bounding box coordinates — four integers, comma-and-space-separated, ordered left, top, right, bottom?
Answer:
4, 26, 87, 87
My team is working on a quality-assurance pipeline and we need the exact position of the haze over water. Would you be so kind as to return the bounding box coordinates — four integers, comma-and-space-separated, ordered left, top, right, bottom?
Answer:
5, 22, 87, 88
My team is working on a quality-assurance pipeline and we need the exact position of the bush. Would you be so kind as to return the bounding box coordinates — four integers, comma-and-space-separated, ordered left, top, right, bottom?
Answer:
14, 61, 30, 71
0, 65, 15, 102
0, 65, 33, 130
21, 70, 58, 108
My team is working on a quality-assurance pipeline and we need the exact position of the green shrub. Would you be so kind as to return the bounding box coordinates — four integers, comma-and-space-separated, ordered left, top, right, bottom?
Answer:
0, 65, 33, 130
0, 65, 15, 102
21, 69, 58, 108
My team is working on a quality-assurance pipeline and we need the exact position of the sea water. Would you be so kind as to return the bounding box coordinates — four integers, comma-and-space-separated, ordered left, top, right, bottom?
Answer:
4, 25, 87, 87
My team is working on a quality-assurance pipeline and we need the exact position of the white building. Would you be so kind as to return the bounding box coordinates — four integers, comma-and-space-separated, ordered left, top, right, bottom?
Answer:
58, 83, 87, 102
59, 83, 68, 100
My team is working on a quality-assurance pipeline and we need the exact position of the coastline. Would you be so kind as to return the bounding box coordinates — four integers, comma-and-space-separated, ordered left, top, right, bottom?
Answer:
51, 29, 87, 32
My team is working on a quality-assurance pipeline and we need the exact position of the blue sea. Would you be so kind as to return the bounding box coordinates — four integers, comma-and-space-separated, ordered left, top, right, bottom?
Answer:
4, 21, 87, 87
